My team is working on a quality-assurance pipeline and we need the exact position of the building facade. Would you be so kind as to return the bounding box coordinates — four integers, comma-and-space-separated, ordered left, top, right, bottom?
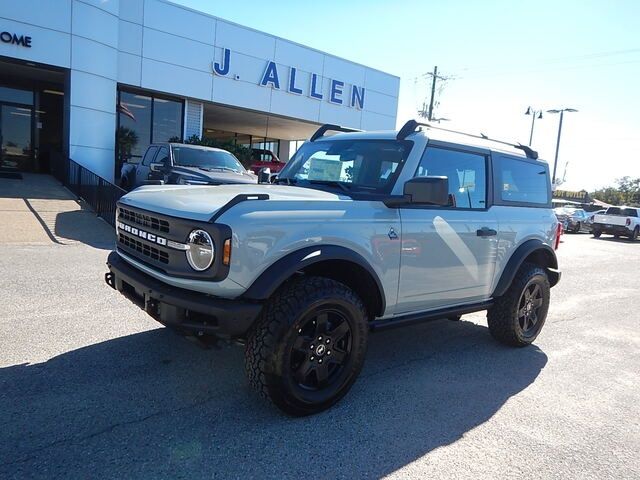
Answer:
0, 0, 399, 182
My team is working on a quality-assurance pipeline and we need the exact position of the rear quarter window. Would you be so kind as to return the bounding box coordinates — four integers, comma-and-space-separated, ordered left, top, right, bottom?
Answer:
493, 155, 551, 206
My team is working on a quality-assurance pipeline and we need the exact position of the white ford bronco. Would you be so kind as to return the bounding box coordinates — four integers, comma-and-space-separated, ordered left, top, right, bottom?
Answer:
105, 120, 562, 416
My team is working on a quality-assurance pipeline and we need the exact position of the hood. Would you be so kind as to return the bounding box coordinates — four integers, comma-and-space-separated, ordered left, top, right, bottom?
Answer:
171, 165, 257, 184
119, 184, 345, 222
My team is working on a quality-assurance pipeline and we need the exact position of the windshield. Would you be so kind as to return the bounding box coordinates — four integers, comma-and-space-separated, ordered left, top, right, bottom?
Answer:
277, 139, 413, 194
172, 146, 245, 173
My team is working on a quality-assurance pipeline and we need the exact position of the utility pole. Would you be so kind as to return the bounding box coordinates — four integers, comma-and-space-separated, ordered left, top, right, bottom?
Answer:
552, 110, 564, 184
427, 66, 438, 121
547, 108, 578, 185
418, 66, 451, 121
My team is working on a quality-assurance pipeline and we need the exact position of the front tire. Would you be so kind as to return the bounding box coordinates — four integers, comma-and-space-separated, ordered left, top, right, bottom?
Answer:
593, 230, 602, 238
573, 222, 581, 233
245, 276, 368, 416
487, 263, 550, 347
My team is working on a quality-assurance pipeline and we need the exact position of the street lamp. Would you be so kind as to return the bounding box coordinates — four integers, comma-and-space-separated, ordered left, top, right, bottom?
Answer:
524, 107, 543, 146
547, 108, 578, 184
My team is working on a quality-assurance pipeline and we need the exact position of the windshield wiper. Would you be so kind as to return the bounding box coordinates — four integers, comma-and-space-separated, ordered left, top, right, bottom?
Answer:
308, 180, 351, 193
194, 166, 241, 173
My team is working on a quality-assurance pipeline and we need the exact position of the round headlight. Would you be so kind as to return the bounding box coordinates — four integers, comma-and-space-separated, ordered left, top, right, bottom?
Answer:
186, 229, 214, 271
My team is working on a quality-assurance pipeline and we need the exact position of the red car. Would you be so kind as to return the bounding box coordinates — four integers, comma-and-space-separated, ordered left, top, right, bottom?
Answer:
249, 149, 286, 175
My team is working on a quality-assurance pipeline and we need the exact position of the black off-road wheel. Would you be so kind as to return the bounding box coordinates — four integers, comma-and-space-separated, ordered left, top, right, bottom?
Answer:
629, 227, 639, 241
245, 276, 368, 416
487, 263, 550, 347
592, 230, 602, 238
573, 222, 581, 233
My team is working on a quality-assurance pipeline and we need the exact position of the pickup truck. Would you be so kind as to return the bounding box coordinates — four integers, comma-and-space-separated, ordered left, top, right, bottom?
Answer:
592, 206, 640, 241
119, 142, 257, 190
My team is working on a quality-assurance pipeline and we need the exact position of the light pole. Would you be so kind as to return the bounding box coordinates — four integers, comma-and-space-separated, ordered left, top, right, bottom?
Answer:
547, 108, 578, 184
524, 107, 543, 146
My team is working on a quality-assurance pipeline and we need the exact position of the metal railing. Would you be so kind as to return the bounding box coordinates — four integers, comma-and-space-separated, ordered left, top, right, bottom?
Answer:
51, 153, 126, 227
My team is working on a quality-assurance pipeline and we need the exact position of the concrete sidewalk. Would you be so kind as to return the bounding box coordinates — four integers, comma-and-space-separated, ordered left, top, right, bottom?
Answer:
0, 173, 114, 248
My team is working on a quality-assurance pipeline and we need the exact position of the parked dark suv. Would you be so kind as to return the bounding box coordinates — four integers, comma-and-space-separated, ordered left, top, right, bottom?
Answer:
119, 143, 257, 190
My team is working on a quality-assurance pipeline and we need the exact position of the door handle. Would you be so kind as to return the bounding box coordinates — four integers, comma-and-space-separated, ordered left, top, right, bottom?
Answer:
476, 227, 497, 237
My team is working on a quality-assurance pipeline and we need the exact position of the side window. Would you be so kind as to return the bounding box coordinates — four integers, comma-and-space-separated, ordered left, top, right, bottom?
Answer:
414, 146, 487, 209
141, 146, 159, 166
155, 147, 169, 166
494, 155, 550, 205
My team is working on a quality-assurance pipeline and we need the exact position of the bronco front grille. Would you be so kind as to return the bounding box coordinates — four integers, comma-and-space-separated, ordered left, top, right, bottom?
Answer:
118, 207, 170, 234
118, 232, 169, 264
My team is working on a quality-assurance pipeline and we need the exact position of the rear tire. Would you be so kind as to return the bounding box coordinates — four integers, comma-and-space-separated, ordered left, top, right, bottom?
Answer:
245, 276, 368, 416
487, 263, 550, 347
630, 227, 639, 241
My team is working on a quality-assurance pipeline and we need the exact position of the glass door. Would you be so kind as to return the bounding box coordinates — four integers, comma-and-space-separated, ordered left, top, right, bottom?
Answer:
0, 103, 33, 171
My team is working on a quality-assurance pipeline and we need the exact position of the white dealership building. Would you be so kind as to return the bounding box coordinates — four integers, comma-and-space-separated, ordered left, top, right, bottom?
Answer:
0, 0, 399, 182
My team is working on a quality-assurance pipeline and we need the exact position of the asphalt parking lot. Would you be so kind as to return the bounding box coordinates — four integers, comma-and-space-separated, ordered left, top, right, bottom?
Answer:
1, 185, 639, 478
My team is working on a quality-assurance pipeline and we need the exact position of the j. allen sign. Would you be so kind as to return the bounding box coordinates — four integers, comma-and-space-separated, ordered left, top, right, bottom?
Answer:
0, 32, 32, 48
212, 48, 365, 109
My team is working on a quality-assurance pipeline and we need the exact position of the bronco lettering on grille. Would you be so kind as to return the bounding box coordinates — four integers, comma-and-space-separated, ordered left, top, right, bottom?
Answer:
117, 221, 167, 246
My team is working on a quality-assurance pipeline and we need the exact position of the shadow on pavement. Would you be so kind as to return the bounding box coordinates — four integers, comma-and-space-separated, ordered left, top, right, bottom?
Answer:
53, 209, 115, 250
0, 174, 114, 249
0, 318, 547, 479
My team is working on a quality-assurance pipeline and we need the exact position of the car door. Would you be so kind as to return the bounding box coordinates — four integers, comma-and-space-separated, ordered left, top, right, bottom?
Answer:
396, 144, 499, 313
135, 146, 159, 188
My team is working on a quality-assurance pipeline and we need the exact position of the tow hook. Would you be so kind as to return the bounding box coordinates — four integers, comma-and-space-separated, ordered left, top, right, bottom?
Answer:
105, 271, 115, 289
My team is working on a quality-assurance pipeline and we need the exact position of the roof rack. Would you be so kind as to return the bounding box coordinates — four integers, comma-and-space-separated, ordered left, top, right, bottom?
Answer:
310, 124, 362, 142
396, 119, 539, 159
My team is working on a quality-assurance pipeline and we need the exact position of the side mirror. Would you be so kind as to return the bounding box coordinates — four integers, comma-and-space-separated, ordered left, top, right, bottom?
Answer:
404, 176, 449, 205
149, 162, 167, 173
384, 176, 449, 207
258, 167, 271, 184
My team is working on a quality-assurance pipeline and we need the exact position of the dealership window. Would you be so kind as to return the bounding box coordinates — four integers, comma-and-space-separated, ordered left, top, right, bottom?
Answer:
116, 89, 183, 173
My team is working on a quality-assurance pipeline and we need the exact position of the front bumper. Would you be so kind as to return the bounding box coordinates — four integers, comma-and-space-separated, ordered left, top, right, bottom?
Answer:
105, 251, 262, 337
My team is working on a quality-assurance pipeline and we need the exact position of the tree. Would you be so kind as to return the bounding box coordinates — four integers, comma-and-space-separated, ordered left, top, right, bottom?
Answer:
591, 177, 640, 206
116, 126, 138, 163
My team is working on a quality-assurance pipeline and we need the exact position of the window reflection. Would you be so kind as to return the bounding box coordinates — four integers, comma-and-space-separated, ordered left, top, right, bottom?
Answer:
117, 90, 183, 175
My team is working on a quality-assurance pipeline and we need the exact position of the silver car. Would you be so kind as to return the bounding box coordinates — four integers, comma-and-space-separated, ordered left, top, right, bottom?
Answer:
106, 120, 562, 416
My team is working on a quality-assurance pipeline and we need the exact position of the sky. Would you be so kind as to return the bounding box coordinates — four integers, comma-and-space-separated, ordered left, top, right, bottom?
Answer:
174, 0, 640, 191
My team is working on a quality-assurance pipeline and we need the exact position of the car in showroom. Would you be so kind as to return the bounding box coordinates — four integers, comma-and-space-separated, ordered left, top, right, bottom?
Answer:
248, 148, 286, 175
119, 143, 257, 190
106, 120, 561, 416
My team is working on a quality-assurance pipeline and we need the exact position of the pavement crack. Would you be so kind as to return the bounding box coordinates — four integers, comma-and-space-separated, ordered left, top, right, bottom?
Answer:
0, 395, 217, 468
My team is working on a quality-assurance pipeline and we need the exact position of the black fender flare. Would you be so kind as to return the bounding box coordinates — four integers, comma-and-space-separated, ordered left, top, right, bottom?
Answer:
492, 239, 560, 298
241, 245, 386, 315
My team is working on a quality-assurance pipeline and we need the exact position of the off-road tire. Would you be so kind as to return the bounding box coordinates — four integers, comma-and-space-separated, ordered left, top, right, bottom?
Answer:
487, 263, 550, 347
245, 276, 368, 416
630, 227, 639, 241
592, 230, 601, 238
573, 222, 581, 234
